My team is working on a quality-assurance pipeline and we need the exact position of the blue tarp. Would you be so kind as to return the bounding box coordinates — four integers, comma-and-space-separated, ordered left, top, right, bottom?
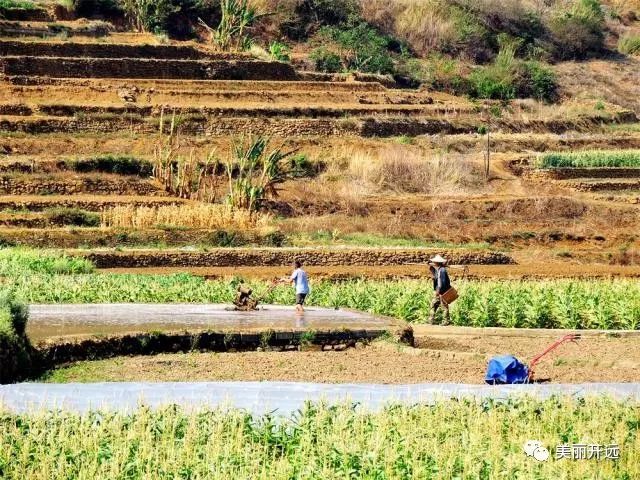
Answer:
485, 355, 530, 384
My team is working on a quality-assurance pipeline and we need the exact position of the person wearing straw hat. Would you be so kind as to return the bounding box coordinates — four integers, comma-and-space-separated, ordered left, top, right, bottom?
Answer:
428, 254, 451, 325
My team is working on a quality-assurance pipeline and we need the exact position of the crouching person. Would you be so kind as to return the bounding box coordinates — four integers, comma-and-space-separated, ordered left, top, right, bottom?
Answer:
428, 255, 451, 325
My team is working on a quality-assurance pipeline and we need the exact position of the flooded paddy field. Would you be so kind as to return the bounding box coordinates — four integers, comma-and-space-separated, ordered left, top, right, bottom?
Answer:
26, 304, 400, 342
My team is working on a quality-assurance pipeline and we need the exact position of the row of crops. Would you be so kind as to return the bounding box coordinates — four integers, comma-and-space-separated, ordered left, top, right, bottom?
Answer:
4, 273, 640, 329
537, 150, 640, 168
1, 398, 638, 479
1, 249, 638, 329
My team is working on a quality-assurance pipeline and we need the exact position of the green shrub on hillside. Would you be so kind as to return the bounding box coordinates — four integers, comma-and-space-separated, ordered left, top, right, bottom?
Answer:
268, 41, 290, 62
281, 0, 359, 40
548, 0, 606, 59
310, 47, 342, 72
316, 21, 397, 74
0, 0, 38, 11
468, 39, 557, 102
521, 61, 557, 102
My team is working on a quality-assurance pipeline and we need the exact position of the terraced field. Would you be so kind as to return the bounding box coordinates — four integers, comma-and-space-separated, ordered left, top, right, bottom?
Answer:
0, 30, 637, 262
2, 5, 640, 479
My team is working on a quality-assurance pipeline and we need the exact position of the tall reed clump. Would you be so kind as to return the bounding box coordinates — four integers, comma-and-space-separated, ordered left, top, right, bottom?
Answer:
538, 150, 640, 168
1, 399, 639, 478
199, 0, 268, 51
152, 117, 218, 202
0, 289, 34, 384
101, 204, 272, 230
225, 136, 300, 212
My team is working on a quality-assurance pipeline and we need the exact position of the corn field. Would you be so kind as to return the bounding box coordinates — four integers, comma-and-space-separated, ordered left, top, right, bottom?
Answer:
101, 204, 272, 230
1, 398, 638, 479
537, 150, 640, 168
6, 274, 640, 330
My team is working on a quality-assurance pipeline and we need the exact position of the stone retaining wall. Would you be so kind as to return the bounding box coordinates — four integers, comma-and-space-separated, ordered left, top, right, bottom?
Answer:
563, 180, 640, 192
0, 176, 165, 196
0, 197, 184, 212
1, 56, 299, 81
0, 8, 52, 21
35, 326, 410, 365
525, 168, 640, 180
0, 40, 240, 60
82, 248, 514, 268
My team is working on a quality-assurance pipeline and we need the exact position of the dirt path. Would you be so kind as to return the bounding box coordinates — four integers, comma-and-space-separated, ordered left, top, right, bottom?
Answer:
43, 334, 640, 384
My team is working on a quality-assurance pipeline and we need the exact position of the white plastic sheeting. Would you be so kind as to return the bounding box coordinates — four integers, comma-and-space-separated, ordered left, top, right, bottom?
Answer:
2, 382, 639, 416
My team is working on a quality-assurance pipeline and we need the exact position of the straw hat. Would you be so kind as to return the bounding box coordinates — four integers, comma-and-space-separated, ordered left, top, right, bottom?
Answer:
429, 254, 447, 264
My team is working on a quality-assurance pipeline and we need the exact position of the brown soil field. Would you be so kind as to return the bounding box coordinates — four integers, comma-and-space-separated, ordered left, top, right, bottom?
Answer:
43, 334, 640, 384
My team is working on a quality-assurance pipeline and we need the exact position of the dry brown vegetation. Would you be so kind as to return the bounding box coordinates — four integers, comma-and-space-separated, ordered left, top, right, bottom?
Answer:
101, 204, 272, 230
345, 146, 481, 195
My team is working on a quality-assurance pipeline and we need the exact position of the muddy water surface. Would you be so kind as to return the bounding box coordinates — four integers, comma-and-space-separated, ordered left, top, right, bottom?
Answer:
26, 304, 396, 342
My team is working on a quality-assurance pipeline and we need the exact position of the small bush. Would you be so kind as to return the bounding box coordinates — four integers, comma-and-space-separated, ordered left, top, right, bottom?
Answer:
520, 61, 557, 103
72, 0, 122, 17
618, 33, 640, 55
317, 21, 396, 74
0, 290, 34, 384
282, 0, 359, 39
0, 0, 38, 10
45, 208, 100, 227
119, 0, 184, 34
548, 0, 605, 59
469, 39, 557, 101
70, 155, 152, 176
468, 38, 519, 100
268, 41, 290, 61
310, 47, 342, 72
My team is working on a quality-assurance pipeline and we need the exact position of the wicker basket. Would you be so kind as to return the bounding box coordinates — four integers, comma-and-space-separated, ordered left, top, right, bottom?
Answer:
441, 287, 459, 305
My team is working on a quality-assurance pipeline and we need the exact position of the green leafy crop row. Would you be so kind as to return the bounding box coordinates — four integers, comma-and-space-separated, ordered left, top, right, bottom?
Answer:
538, 150, 640, 168
1, 398, 638, 479
6, 273, 640, 330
